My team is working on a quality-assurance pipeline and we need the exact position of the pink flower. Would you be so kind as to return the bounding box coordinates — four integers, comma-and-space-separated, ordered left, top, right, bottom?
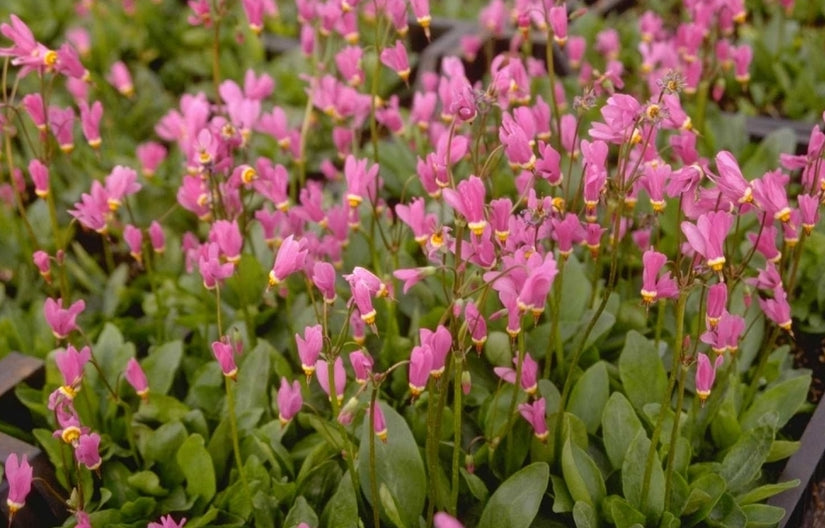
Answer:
148, 515, 187, 528
464, 301, 487, 352
75, 433, 101, 470
551, 213, 585, 257
409, 345, 432, 397
125, 358, 149, 399
108, 61, 134, 97
79, 100, 102, 149
706, 283, 728, 327
75, 511, 92, 528
312, 261, 337, 303
344, 155, 379, 209
198, 243, 235, 289
393, 267, 433, 294
752, 170, 791, 222
640, 249, 679, 305
44, 297, 85, 339
4, 453, 33, 515
798, 194, 820, 234
713, 151, 752, 204
48, 105, 75, 153
695, 353, 723, 403
105, 166, 141, 211
22, 94, 47, 131
518, 397, 548, 441
443, 175, 487, 236
335, 45, 364, 86
395, 198, 437, 244
349, 349, 373, 384
269, 235, 308, 287
212, 339, 238, 379
149, 221, 166, 253
33, 250, 51, 281
420, 326, 452, 378
758, 288, 793, 333
351, 279, 377, 327
124, 224, 143, 263
370, 400, 388, 442
535, 142, 562, 185
28, 159, 49, 198
54, 345, 91, 400
277, 377, 302, 426
137, 142, 167, 177
316, 357, 346, 404
380, 40, 410, 83
681, 211, 734, 272
548, 6, 567, 46
701, 312, 745, 354
241, 0, 277, 34
732, 44, 752, 83
209, 220, 242, 264
296, 324, 323, 378
410, 0, 431, 36
516, 253, 559, 317
495, 353, 539, 395
0, 15, 55, 76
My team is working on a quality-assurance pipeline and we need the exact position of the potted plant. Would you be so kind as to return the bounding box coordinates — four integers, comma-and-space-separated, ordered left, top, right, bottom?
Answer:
0, 0, 824, 527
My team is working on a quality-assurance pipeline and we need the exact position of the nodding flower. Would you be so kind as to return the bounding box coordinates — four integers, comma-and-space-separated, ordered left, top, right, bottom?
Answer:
408, 345, 433, 397
315, 357, 346, 404
380, 40, 410, 83
44, 297, 86, 340
107, 61, 134, 97
349, 349, 373, 384
495, 353, 539, 395
268, 235, 308, 288
518, 397, 548, 441
464, 300, 487, 352
640, 249, 679, 305
443, 175, 487, 236
548, 5, 568, 47
55, 345, 91, 399
758, 287, 793, 334
212, 339, 238, 379
4, 453, 33, 517
344, 155, 380, 209
79, 100, 102, 149
241, 0, 277, 34
752, 170, 791, 223
29, 158, 50, 198
370, 400, 388, 442
713, 151, 752, 204
277, 377, 302, 426
695, 353, 723, 404
706, 283, 728, 327
681, 211, 734, 273
125, 358, 149, 400
296, 324, 323, 379
335, 45, 364, 87
420, 325, 452, 378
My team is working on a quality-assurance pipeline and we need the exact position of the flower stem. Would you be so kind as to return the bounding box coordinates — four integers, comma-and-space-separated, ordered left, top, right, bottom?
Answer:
368, 386, 381, 528
641, 290, 688, 514
225, 375, 250, 497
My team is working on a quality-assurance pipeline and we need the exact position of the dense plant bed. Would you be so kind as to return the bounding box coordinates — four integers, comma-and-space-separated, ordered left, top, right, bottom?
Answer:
1, 1, 825, 528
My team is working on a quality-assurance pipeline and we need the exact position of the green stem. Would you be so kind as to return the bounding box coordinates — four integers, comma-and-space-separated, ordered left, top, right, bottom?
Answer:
544, 256, 566, 379
449, 350, 464, 514
641, 290, 688, 513
664, 360, 689, 508
369, 387, 381, 528
225, 376, 250, 496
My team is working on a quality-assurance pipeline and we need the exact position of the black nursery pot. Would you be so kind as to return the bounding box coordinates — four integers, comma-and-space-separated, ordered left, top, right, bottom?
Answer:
769, 332, 825, 527
0, 353, 68, 528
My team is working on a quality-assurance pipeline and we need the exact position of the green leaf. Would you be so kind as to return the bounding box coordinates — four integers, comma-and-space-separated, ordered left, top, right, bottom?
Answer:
551, 474, 574, 513
460, 468, 489, 502
235, 341, 273, 417
478, 462, 549, 528
706, 492, 746, 528
176, 434, 216, 504
719, 424, 774, 493
572, 501, 598, 528
622, 430, 664, 522
568, 361, 609, 435
604, 495, 646, 528
685, 473, 726, 526
90, 323, 135, 393
710, 384, 741, 450
284, 496, 318, 528
740, 504, 786, 527
321, 472, 359, 528
358, 402, 426, 528
559, 256, 590, 322
736, 479, 799, 505
619, 331, 667, 414
127, 470, 168, 497
142, 340, 183, 396
741, 128, 797, 180
602, 392, 644, 470
739, 375, 810, 431
562, 439, 606, 508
